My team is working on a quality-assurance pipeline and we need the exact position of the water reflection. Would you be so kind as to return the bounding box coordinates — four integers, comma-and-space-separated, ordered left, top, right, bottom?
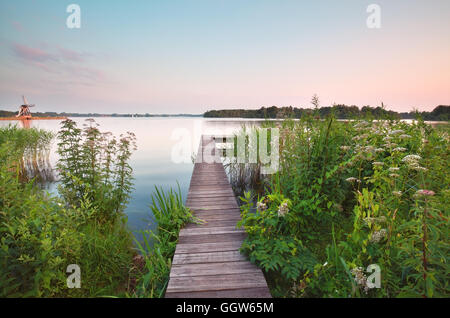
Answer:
0, 117, 264, 237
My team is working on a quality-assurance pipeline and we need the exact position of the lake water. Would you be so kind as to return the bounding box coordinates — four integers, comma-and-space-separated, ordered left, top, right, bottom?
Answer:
2, 117, 444, 238
0, 117, 263, 237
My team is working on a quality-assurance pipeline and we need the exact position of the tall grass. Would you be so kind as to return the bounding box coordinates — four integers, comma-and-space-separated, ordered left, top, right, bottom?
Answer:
131, 185, 193, 298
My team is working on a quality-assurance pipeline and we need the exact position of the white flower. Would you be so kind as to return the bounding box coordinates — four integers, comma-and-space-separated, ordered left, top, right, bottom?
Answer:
402, 154, 421, 163
392, 191, 402, 197
372, 162, 384, 167
392, 147, 407, 152
370, 229, 387, 243
375, 148, 384, 153
340, 146, 351, 151
345, 177, 361, 183
364, 146, 375, 153
256, 201, 267, 211
389, 173, 400, 178
415, 189, 435, 197
350, 267, 370, 293
277, 202, 289, 217
408, 163, 428, 171
388, 167, 400, 172
390, 129, 404, 135
399, 134, 411, 139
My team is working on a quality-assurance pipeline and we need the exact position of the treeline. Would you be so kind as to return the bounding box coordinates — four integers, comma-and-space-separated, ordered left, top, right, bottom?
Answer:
204, 105, 450, 121
0, 110, 202, 118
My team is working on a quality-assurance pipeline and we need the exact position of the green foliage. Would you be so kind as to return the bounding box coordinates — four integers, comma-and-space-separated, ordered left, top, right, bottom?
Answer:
238, 191, 317, 296
131, 185, 193, 298
236, 110, 449, 297
57, 119, 136, 223
0, 122, 135, 297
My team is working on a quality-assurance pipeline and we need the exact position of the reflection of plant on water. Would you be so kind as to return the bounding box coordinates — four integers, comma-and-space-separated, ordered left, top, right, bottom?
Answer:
218, 126, 274, 203
20, 146, 56, 188
2, 124, 57, 188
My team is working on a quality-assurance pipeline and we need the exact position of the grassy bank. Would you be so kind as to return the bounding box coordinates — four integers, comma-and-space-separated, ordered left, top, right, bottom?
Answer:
235, 115, 449, 297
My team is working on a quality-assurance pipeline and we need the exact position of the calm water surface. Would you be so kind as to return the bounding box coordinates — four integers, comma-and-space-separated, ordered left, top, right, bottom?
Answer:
0, 117, 262, 237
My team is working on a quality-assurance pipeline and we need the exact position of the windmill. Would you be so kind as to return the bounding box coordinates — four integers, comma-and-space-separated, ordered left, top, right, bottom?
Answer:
16, 95, 35, 118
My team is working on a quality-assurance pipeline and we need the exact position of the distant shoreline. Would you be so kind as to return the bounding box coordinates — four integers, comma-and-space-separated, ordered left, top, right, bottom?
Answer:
1, 104, 449, 121
0, 116, 67, 120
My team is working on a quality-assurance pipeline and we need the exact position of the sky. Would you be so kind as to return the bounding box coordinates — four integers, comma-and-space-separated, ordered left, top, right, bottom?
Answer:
0, 0, 449, 114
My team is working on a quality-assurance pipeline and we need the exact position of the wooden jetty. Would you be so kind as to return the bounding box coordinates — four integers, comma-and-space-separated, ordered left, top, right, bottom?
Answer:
165, 135, 271, 298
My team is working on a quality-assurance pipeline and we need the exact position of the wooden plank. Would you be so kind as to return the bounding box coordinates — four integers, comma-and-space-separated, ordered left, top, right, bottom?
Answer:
166, 272, 268, 293
184, 219, 239, 229
170, 262, 259, 277
187, 204, 240, 210
172, 251, 246, 265
178, 232, 246, 244
174, 241, 243, 254
186, 198, 237, 205
191, 212, 241, 220
179, 226, 243, 236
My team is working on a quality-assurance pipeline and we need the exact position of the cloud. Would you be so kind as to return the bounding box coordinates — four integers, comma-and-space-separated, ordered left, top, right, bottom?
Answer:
11, 42, 105, 83
58, 47, 89, 62
12, 43, 58, 62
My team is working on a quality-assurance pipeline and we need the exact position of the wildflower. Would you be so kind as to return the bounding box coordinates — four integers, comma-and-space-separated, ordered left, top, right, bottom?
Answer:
350, 267, 369, 293
399, 134, 411, 139
354, 121, 369, 128
383, 136, 393, 141
402, 154, 421, 163
389, 129, 404, 135
370, 229, 387, 243
345, 177, 361, 183
392, 191, 402, 197
392, 147, 407, 152
414, 189, 435, 197
256, 201, 267, 211
389, 173, 400, 178
375, 148, 384, 153
409, 163, 428, 172
388, 167, 400, 172
382, 142, 397, 148
364, 146, 375, 153
340, 145, 351, 151
352, 134, 370, 141
372, 161, 384, 167
277, 202, 289, 217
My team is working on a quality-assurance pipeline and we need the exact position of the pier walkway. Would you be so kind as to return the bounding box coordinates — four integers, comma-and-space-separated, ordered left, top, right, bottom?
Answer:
165, 135, 271, 298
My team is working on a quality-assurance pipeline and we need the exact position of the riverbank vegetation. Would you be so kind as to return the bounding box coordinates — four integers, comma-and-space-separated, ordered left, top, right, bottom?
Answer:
131, 185, 193, 297
1, 120, 188, 297
235, 111, 449, 297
